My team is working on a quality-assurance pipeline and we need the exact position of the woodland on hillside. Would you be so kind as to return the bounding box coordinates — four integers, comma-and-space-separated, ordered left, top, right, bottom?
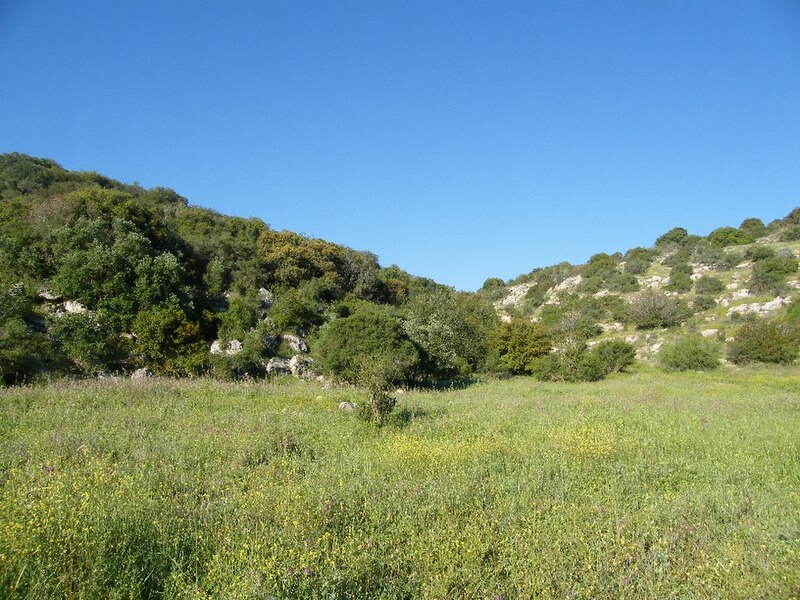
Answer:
1, 153, 799, 392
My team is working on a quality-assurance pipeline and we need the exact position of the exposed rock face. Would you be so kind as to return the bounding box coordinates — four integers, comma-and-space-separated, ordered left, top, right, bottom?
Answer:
497, 282, 533, 307
266, 357, 292, 376
131, 368, 153, 380
554, 275, 582, 292
210, 340, 243, 356
283, 334, 309, 353
63, 300, 87, 314
727, 296, 792, 318
289, 355, 314, 378
601, 322, 624, 333
38, 289, 59, 301
701, 329, 719, 337
258, 288, 274, 308
640, 275, 668, 289
338, 401, 356, 412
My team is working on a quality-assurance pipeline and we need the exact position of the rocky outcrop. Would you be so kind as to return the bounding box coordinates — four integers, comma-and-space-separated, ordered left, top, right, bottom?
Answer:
283, 334, 309, 353
131, 367, 153, 380
726, 296, 792, 318
63, 300, 87, 314
266, 357, 292, 376
289, 355, 314, 378
210, 339, 243, 356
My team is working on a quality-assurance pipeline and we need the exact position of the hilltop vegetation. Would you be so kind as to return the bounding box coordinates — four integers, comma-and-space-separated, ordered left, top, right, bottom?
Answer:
0, 153, 497, 387
1, 152, 799, 391
480, 207, 800, 375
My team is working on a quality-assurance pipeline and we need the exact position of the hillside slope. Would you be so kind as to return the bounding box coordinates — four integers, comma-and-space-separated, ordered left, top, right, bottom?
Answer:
480, 211, 800, 362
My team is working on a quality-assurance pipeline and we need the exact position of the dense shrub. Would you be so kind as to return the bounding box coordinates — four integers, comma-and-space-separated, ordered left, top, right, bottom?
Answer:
623, 247, 657, 275
629, 291, 689, 329
692, 295, 717, 311
47, 311, 127, 375
739, 218, 768, 239
131, 308, 207, 376
748, 256, 798, 296
530, 343, 614, 382
694, 275, 724, 295
728, 319, 798, 365
659, 334, 721, 371
312, 306, 419, 383
665, 263, 693, 293
592, 340, 636, 374
714, 250, 743, 271
779, 224, 800, 241
743, 245, 775, 262
490, 320, 551, 375
402, 290, 498, 378
656, 227, 690, 247
707, 227, 754, 248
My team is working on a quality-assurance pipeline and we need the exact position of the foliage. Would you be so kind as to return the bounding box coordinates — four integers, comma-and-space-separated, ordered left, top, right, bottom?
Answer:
728, 318, 798, 365
665, 263, 693, 293
402, 290, 498, 378
659, 334, 721, 371
655, 226, 689, 247
490, 320, 551, 375
131, 308, 207, 376
355, 354, 401, 425
592, 340, 636, 374
743, 245, 775, 262
694, 275, 724, 295
629, 290, 689, 329
779, 224, 800, 242
748, 256, 798, 296
312, 305, 419, 384
739, 217, 768, 239
692, 295, 717, 311
707, 227, 754, 248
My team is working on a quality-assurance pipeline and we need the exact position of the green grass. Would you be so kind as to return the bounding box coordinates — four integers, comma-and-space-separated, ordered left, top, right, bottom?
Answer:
1, 369, 799, 598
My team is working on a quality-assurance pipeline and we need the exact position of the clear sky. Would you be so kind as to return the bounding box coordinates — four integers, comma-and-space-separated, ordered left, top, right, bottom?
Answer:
2, 1, 799, 290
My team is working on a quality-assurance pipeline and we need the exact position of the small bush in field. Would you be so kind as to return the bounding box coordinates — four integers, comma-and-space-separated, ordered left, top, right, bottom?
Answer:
707, 227, 754, 248
592, 340, 636, 374
660, 334, 721, 371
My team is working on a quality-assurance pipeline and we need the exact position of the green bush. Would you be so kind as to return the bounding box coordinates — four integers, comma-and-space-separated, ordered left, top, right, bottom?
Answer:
743, 245, 775, 262
665, 268, 692, 293
312, 306, 419, 384
656, 227, 690, 247
692, 295, 717, 311
739, 218, 768, 239
659, 335, 720, 371
707, 227, 754, 248
592, 340, 636, 374
528, 347, 603, 382
490, 320, 551, 375
779, 224, 800, 242
402, 290, 498, 378
131, 308, 207, 376
749, 256, 798, 296
694, 275, 724, 295
629, 291, 689, 329
728, 319, 798, 365
714, 251, 743, 271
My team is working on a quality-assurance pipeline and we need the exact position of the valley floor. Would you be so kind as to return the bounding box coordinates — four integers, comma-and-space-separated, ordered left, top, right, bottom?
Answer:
1, 368, 799, 598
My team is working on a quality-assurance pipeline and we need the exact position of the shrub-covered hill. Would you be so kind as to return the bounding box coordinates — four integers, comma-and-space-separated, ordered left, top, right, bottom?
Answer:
480, 208, 800, 365
0, 153, 498, 384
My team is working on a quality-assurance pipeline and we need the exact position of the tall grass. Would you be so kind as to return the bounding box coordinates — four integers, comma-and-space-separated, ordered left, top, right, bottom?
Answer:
1, 368, 799, 598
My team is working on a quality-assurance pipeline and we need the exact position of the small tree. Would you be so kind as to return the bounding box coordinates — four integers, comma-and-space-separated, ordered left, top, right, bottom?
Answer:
728, 319, 798, 365
490, 320, 551, 374
356, 354, 402, 425
629, 290, 689, 329
660, 335, 720, 371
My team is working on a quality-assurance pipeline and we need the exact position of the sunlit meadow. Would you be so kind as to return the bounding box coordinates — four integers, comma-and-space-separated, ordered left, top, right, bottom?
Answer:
1, 368, 799, 598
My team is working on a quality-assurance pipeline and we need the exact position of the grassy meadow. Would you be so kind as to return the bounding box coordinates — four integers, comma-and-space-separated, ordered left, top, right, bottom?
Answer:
1, 369, 799, 598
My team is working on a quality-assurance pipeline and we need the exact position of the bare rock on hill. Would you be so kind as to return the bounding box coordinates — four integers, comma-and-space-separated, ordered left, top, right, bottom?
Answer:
266, 357, 292, 376
283, 334, 309, 353
289, 354, 315, 378
210, 340, 243, 356
726, 296, 791, 318
131, 367, 154, 380
64, 300, 87, 314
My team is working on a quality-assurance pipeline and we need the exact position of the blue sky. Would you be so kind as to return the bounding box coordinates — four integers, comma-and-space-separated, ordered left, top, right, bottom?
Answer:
2, 1, 799, 290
